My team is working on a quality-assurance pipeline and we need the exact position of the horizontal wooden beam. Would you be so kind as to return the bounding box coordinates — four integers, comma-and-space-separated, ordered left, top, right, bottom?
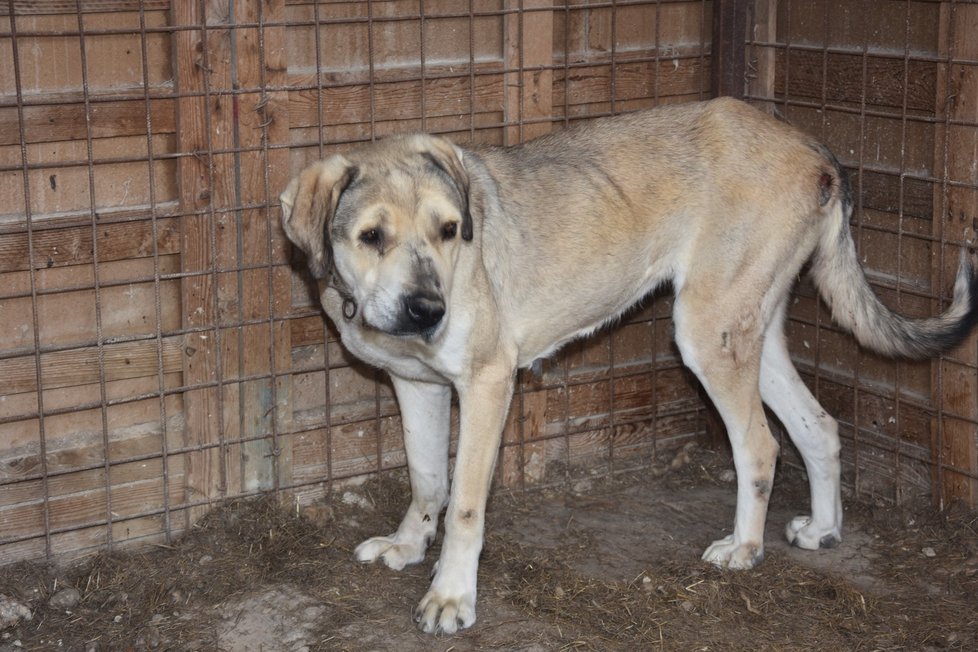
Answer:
0, 1, 168, 16
0, 216, 181, 273
553, 58, 711, 109
775, 50, 938, 114
1, 337, 184, 395
286, 55, 709, 136
0, 99, 176, 146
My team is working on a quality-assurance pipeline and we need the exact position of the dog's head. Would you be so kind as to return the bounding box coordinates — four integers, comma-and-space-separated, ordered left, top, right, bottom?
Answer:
280, 135, 473, 341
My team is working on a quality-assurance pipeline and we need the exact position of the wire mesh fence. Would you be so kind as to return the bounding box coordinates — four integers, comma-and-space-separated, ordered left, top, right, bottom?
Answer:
744, 0, 978, 508
3, 0, 976, 569
0, 0, 713, 565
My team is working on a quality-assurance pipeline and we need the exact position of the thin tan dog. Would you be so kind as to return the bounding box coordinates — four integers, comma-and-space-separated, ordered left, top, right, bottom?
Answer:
281, 97, 978, 635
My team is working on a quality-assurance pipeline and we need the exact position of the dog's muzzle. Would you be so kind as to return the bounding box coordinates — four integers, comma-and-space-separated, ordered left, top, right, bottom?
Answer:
400, 292, 445, 334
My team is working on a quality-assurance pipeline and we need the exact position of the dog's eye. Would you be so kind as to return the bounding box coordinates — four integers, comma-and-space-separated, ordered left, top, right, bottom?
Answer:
359, 228, 382, 247
441, 222, 458, 241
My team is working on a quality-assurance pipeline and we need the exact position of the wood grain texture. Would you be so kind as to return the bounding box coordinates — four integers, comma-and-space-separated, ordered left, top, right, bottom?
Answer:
933, 1, 978, 507
0, 1, 168, 15
174, 0, 228, 524
504, 0, 553, 145
1, 1, 725, 568
0, 337, 183, 395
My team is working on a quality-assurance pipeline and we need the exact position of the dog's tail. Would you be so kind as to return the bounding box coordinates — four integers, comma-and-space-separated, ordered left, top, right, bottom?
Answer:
810, 149, 978, 359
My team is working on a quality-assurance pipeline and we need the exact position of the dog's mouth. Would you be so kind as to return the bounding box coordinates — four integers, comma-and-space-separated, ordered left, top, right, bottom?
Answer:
417, 323, 443, 343
389, 317, 445, 343
368, 320, 444, 343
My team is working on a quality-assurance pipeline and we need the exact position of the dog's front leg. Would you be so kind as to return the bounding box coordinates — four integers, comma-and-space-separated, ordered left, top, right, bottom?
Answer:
355, 377, 451, 570
414, 364, 515, 635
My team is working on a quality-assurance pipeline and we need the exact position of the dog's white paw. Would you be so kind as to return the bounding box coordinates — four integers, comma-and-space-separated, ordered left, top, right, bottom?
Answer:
702, 534, 765, 569
414, 587, 476, 635
785, 515, 841, 550
354, 534, 428, 571
413, 559, 478, 635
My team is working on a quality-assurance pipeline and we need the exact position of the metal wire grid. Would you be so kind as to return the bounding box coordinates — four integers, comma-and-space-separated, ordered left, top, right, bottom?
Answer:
744, 0, 978, 505
0, 1, 713, 562
277, 0, 715, 496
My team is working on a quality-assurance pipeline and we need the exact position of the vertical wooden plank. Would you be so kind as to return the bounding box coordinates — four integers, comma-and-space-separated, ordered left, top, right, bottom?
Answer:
174, 0, 272, 519
232, 0, 269, 494
174, 0, 234, 523
504, 0, 554, 145
748, 0, 778, 107
175, 0, 292, 506
523, 390, 549, 486
712, 0, 749, 98
265, 0, 294, 494
231, 0, 290, 494
933, 1, 978, 508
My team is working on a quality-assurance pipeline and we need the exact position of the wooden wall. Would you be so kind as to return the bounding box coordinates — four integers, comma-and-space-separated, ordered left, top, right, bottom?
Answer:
745, 0, 978, 507
0, 1, 184, 564
0, 0, 714, 565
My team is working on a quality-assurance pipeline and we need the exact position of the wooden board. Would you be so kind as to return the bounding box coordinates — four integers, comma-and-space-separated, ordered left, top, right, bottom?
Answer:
932, 1, 978, 507
0, 1, 169, 15
173, 0, 230, 526
747, 0, 978, 506
2, 0, 720, 568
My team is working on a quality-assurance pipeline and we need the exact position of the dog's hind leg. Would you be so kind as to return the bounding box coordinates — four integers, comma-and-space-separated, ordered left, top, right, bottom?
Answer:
674, 291, 779, 570
355, 377, 451, 570
760, 302, 843, 550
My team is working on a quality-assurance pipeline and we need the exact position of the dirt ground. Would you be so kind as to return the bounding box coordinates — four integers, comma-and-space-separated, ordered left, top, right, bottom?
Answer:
2, 446, 977, 651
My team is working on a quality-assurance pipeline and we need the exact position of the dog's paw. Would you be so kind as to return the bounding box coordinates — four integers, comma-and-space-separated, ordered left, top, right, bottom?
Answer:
413, 587, 476, 635
701, 535, 765, 569
785, 515, 841, 550
354, 534, 427, 571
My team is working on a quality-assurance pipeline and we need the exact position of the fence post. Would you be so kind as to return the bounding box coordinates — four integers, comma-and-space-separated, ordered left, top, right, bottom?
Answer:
711, 0, 749, 99
174, 0, 291, 525
503, 0, 554, 145
933, 1, 978, 508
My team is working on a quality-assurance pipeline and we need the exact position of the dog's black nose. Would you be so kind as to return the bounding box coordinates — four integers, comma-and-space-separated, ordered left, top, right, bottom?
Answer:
403, 292, 445, 331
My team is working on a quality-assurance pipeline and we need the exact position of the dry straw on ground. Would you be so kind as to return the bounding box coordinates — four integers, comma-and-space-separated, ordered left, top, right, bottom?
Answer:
1, 449, 976, 651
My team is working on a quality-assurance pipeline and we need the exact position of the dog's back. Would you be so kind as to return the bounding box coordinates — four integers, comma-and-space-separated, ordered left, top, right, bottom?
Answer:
469, 98, 843, 365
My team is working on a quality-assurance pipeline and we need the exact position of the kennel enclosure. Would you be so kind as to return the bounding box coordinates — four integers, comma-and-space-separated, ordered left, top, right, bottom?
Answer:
1, 0, 976, 566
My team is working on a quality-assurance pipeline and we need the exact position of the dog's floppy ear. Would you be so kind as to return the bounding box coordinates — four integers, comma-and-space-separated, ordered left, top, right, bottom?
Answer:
280, 156, 357, 279
422, 138, 473, 241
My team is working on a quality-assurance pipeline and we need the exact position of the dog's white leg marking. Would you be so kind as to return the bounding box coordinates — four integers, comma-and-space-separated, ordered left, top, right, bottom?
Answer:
414, 366, 513, 635
759, 315, 843, 550
674, 294, 778, 570
355, 378, 451, 570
